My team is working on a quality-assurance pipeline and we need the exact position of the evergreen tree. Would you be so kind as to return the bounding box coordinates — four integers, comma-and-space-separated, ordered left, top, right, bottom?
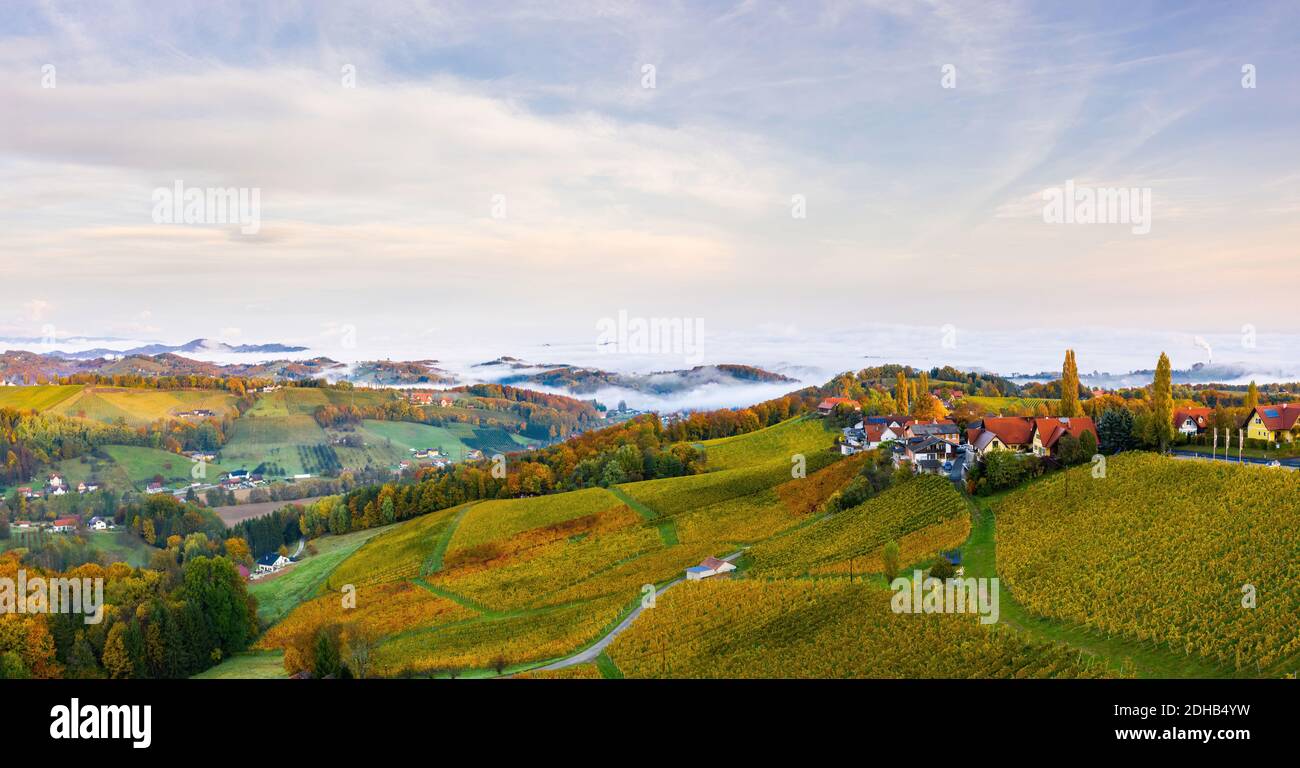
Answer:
1097, 408, 1135, 454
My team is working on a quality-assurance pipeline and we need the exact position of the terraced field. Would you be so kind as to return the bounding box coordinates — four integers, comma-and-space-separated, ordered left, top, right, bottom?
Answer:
963, 395, 1057, 415
694, 416, 836, 471
0, 384, 85, 411
996, 454, 1300, 674
0, 384, 239, 426
747, 474, 968, 577
252, 416, 854, 675
221, 413, 327, 476
248, 525, 396, 624
325, 503, 470, 590
607, 579, 1124, 678
445, 488, 627, 557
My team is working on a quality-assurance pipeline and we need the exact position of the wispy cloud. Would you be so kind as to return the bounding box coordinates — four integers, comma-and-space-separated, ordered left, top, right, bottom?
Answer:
1, 0, 1297, 349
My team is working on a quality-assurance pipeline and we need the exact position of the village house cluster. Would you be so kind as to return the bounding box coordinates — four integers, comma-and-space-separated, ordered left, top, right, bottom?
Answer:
406, 391, 455, 408
10, 513, 115, 536
16, 472, 100, 501
821, 397, 1099, 477
1165, 404, 1300, 444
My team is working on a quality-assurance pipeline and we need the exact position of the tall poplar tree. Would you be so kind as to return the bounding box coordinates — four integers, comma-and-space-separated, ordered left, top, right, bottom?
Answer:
895, 371, 909, 413
1151, 352, 1174, 451
1243, 380, 1259, 413
1060, 349, 1082, 417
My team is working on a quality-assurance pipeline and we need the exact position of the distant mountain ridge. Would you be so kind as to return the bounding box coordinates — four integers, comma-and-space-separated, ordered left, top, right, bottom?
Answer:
49, 338, 308, 360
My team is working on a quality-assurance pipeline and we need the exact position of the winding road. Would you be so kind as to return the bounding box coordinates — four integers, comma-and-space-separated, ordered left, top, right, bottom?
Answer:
531, 549, 744, 672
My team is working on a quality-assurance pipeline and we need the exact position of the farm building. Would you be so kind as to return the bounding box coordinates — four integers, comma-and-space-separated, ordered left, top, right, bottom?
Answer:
256, 553, 291, 573
51, 517, 79, 533
817, 397, 861, 416
685, 556, 736, 581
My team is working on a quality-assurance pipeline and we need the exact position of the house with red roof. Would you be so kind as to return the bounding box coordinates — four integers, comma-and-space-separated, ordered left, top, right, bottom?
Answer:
685, 555, 737, 581
1030, 417, 1098, 458
1243, 403, 1300, 443
966, 416, 1096, 460
817, 397, 861, 416
1173, 407, 1213, 436
839, 422, 900, 455
51, 517, 79, 533
966, 417, 1037, 458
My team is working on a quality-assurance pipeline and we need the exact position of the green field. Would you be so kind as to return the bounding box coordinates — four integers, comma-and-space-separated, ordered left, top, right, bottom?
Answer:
0, 384, 240, 427
353, 420, 476, 461
7, 384, 545, 495
250, 417, 853, 676
0, 384, 85, 411
248, 525, 396, 624
192, 651, 286, 679
85, 530, 154, 567
964, 395, 1058, 415
45, 445, 232, 493
221, 413, 329, 476
693, 416, 835, 471
0, 529, 153, 567
222, 389, 526, 476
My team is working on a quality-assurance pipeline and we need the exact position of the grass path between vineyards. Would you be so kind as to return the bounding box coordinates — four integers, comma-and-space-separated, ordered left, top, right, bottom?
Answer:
962, 496, 1238, 679
607, 486, 678, 545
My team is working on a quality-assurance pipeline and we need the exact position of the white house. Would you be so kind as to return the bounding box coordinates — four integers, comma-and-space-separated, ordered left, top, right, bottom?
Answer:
685, 556, 737, 581
840, 422, 899, 455
88, 516, 110, 531
256, 553, 292, 573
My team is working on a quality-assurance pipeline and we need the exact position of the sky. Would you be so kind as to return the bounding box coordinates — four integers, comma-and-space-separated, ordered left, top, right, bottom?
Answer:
2, 1, 1298, 379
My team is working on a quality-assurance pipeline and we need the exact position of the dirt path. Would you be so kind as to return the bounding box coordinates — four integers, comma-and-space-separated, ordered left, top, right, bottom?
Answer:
530, 549, 743, 672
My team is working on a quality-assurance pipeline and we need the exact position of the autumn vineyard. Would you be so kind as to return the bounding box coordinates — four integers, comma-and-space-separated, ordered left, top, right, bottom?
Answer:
2, 357, 1298, 682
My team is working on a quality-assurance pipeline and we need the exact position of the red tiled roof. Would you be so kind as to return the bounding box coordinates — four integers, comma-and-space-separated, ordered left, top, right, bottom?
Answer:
818, 397, 860, 411
979, 417, 1035, 445
863, 424, 893, 442
1033, 417, 1098, 449
1247, 404, 1300, 432
1173, 407, 1213, 429
700, 556, 727, 570
53, 517, 78, 527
